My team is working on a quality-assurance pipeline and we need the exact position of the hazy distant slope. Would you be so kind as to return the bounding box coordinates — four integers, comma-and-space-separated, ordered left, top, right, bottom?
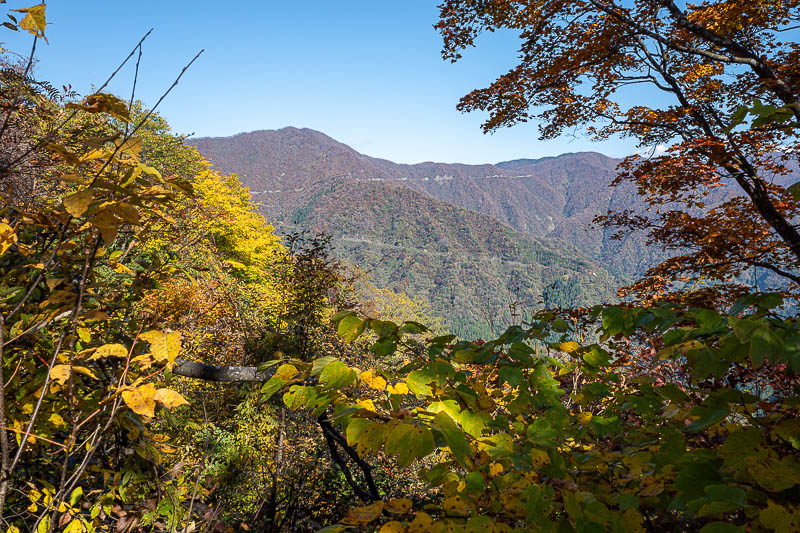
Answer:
290, 180, 617, 338
188, 128, 625, 336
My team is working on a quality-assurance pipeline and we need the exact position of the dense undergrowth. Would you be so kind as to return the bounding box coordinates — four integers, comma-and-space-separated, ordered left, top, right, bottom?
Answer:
0, 3, 799, 533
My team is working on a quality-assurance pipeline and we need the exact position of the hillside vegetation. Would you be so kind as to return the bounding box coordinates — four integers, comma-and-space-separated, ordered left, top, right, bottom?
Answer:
1, 3, 799, 533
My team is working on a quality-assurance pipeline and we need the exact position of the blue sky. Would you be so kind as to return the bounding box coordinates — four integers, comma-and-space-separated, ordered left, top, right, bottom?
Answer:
1, 1, 639, 164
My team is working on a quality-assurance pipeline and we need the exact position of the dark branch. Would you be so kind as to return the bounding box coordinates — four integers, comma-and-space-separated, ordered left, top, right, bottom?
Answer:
172, 358, 274, 382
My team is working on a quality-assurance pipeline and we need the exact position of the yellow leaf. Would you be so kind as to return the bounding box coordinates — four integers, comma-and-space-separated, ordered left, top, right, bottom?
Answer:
139, 330, 181, 364
121, 383, 157, 418
48, 413, 66, 427
36, 515, 50, 533
273, 364, 299, 381
356, 399, 376, 412
530, 448, 550, 468
387, 382, 409, 395
380, 522, 405, 533
88, 210, 119, 245
77, 327, 91, 343
80, 148, 107, 161
63, 190, 94, 218
112, 262, 135, 275
72, 366, 98, 380
13, 4, 46, 38
116, 137, 142, 159
342, 501, 384, 525
46, 144, 81, 164
154, 388, 189, 409
489, 462, 504, 477
107, 203, 140, 225
62, 518, 83, 533
385, 497, 413, 514
49, 365, 71, 385
360, 370, 387, 390
408, 512, 434, 532
0, 222, 17, 257
89, 343, 129, 360
559, 341, 580, 353
442, 495, 472, 515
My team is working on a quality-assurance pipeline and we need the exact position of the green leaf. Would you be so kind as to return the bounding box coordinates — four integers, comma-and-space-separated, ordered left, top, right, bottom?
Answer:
320, 360, 356, 390
385, 423, 434, 466
434, 411, 472, 468
371, 338, 397, 357
526, 418, 559, 448
338, 315, 366, 343
498, 366, 524, 388
749, 325, 784, 366
583, 346, 610, 367
685, 405, 730, 432
406, 369, 433, 396
464, 471, 485, 492
69, 486, 84, 507
725, 105, 749, 132
310, 356, 338, 377
400, 320, 429, 334
282, 385, 318, 410
346, 418, 369, 447
260, 377, 287, 400
787, 181, 800, 201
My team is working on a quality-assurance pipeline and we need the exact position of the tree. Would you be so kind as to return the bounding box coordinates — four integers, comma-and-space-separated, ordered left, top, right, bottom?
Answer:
436, 0, 800, 305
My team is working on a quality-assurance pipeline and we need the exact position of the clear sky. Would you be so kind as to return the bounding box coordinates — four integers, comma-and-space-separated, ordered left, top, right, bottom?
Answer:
1, 1, 639, 164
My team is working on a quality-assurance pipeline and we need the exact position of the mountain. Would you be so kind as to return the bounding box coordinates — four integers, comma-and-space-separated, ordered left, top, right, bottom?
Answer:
188, 128, 633, 337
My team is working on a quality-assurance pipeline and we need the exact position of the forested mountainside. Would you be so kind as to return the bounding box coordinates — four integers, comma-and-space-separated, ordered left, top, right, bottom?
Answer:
6, 3, 800, 533
189, 128, 622, 337
189, 128, 663, 281
288, 180, 616, 337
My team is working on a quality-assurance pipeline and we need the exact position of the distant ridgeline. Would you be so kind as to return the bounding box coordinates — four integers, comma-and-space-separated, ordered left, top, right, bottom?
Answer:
188, 127, 788, 338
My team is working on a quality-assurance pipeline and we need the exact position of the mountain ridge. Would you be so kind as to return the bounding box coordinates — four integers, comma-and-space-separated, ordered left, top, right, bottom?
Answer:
187, 127, 641, 336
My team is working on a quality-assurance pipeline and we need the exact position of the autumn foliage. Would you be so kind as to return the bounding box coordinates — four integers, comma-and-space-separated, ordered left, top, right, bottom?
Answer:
0, 2, 799, 533
437, 0, 800, 306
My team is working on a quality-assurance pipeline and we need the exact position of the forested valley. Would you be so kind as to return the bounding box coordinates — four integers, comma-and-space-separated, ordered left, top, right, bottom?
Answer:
0, 2, 799, 532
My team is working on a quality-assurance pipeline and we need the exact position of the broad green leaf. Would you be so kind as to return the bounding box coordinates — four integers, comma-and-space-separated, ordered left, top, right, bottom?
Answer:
498, 366, 524, 388
385, 423, 434, 466
69, 486, 83, 507
371, 338, 397, 357
338, 315, 365, 342
406, 369, 433, 396
434, 411, 471, 468
310, 356, 337, 376
320, 360, 356, 389
260, 377, 286, 400
464, 471, 485, 492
